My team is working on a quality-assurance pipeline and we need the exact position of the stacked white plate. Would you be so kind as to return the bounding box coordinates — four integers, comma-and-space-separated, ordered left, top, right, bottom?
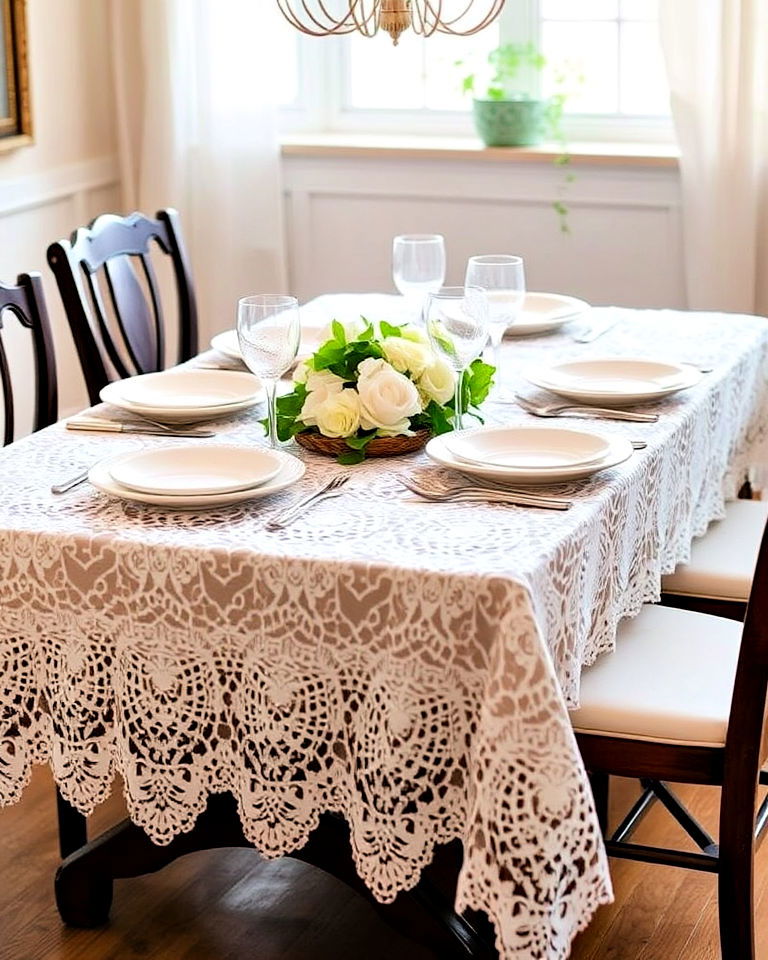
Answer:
428, 425, 633, 484
526, 357, 701, 407
504, 292, 590, 337
100, 370, 265, 423
89, 444, 306, 508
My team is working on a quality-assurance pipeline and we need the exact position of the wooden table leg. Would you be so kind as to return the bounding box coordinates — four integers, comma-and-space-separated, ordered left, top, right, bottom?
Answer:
56, 787, 88, 859
54, 793, 498, 957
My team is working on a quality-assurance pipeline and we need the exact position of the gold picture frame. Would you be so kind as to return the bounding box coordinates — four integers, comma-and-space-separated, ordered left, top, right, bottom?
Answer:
0, 0, 31, 151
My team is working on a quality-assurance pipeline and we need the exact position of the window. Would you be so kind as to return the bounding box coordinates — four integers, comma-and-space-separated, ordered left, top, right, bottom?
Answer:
277, 0, 672, 142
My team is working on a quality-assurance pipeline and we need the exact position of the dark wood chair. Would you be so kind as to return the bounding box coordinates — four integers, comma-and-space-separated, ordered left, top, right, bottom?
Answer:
47, 208, 198, 406
570, 515, 768, 960
0, 272, 57, 443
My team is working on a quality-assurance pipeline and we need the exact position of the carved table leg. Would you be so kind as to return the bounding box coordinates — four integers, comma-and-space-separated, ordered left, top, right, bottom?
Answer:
55, 793, 498, 956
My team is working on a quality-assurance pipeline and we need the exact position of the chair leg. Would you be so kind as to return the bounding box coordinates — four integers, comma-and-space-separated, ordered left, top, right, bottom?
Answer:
717, 786, 756, 960
588, 771, 609, 835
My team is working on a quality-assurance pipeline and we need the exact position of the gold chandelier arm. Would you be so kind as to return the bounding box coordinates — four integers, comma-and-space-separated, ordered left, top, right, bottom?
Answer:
275, 0, 373, 36
412, 0, 505, 34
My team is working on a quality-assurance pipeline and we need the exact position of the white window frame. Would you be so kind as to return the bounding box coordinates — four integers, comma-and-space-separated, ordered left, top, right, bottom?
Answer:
278, 0, 674, 144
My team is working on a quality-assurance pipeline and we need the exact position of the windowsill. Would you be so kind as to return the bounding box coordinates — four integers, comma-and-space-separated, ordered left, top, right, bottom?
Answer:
280, 133, 680, 167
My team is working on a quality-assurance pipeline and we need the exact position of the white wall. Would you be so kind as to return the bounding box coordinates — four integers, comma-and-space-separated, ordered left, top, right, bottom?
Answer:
0, 0, 121, 426
282, 151, 685, 310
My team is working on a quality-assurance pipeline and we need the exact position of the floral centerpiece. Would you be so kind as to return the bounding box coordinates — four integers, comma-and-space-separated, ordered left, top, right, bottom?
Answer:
268, 318, 494, 464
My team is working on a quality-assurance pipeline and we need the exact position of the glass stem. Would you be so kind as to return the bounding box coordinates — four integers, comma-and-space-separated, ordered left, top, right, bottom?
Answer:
453, 371, 463, 431
265, 378, 278, 448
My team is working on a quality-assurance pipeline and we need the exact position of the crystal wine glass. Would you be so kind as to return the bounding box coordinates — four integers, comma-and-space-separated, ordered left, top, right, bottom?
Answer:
392, 234, 446, 322
424, 286, 489, 430
237, 295, 300, 448
464, 254, 525, 398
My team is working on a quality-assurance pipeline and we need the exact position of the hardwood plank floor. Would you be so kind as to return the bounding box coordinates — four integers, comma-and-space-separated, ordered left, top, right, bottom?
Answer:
2, 769, 767, 959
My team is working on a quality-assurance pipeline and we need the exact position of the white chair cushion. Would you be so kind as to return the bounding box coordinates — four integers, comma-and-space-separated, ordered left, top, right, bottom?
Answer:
570, 604, 742, 747
661, 499, 768, 602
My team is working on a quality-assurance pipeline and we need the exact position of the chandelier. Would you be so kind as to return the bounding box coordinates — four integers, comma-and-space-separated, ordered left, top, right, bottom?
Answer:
275, 0, 506, 45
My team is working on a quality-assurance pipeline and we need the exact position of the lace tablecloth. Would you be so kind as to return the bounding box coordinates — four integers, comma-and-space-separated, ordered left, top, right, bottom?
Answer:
2, 297, 767, 960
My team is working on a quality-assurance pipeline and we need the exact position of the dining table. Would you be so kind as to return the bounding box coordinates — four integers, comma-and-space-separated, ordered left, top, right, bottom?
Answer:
1, 293, 767, 960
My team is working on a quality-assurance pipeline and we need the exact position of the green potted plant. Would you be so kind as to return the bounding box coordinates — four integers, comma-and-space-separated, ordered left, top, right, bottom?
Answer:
459, 43, 566, 148
459, 43, 573, 231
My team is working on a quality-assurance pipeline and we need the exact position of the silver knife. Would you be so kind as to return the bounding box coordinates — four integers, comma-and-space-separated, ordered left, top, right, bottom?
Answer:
66, 418, 214, 438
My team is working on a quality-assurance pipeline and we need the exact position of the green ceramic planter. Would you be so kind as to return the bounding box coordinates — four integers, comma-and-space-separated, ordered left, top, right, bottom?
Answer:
472, 98, 547, 147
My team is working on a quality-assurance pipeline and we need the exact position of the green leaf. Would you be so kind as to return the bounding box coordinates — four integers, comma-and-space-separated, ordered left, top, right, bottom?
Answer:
380, 320, 405, 339
312, 341, 347, 371
420, 400, 454, 436
344, 430, 377, 450
337, 449, 365, 465
355, 319, 375, 341
331, 319, 347, 345
465, 358, 495, 407
427, 320, 458, 361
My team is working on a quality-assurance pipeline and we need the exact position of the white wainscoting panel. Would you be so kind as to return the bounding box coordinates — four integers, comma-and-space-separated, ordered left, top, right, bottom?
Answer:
0, 155, 122, 422
282, 153, 685, 311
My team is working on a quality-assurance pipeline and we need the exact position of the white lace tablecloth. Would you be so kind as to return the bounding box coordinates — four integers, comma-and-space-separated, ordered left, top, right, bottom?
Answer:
2, 296, 767, 960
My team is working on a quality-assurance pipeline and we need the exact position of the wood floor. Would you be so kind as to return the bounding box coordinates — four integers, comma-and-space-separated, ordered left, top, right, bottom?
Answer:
2, 769, 768, 960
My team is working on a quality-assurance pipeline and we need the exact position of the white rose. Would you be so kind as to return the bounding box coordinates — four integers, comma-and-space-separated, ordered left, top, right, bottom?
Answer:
314, 389, 361, 438
418, 356, 456, 406
380, 336, 430, 377
357, 357, 422, 434
299, 368, 346, 426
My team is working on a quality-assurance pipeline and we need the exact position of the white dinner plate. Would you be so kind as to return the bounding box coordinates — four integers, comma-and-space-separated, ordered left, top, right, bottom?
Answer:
444, 426, 612, 470
525, 357, 701, 407
109, 444, 284, 496
426, 431, 633, 484
211, 328, 323, 363
504, 292, 591, 337
90, 449, 305, 509
101, 371, 264, 423
111, 370, 262, 409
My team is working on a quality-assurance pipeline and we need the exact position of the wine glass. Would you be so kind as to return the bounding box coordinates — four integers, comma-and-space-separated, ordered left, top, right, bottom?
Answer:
464, 254, 525, 398
237, 295, 300, 448
392, 234, 446, 322
424, 286, 489, 430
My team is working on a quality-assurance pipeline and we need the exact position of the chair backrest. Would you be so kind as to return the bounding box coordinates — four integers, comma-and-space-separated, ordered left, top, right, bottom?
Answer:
47, 208, 198, 406
724, 515, 768, 784
0, 272, 57, 445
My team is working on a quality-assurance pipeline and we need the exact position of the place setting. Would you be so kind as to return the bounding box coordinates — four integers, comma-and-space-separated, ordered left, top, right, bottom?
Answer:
87, 443, 306, 510
59, 294, 310, 511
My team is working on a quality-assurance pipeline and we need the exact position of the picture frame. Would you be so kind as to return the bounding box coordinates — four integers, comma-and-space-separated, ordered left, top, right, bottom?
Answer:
0, 0, 31, 151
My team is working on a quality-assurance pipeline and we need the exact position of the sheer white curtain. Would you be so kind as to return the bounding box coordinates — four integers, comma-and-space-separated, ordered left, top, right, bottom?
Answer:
660, 0, 768, 315
109, 0, 287, 340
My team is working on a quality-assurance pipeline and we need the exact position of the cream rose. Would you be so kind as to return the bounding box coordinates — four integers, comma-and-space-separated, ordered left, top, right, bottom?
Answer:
380, 336, 430, 378
314, 389, 361, 438
356, 357, 422, 435
299, 368, 346, 426
418, 356, 456, 406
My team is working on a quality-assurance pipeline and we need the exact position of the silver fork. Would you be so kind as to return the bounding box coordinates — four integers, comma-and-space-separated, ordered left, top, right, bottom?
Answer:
399, 477, 572, 510
515, 394, 659, 423
266, 474, 349, 530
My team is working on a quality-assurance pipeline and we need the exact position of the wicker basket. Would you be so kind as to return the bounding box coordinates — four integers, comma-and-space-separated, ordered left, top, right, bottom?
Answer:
295, 429, 430, 458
